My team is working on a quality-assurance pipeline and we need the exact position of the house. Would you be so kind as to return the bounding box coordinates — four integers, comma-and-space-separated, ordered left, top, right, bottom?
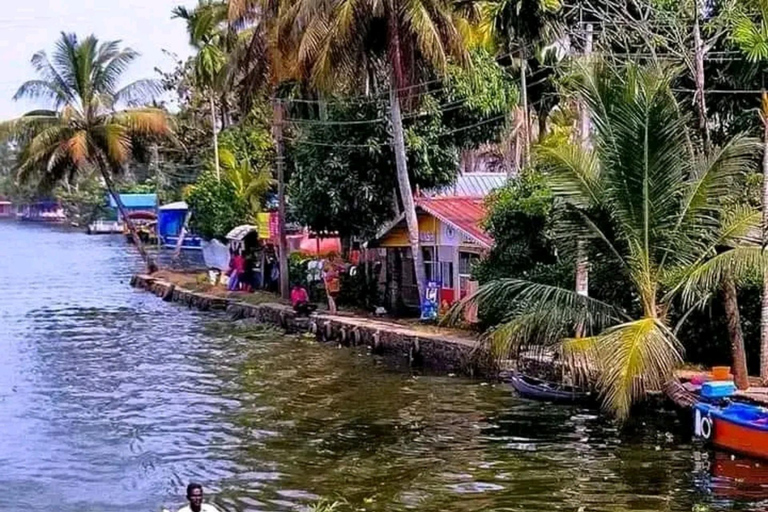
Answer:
18, 200, 66, 222
0, 199, 12, 218
370, 173, 506, 312
108, 193, 157, 222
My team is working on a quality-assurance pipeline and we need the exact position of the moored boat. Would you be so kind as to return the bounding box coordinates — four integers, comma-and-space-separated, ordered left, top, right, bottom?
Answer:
507, 371, 593, 404
694, 401, 768, 460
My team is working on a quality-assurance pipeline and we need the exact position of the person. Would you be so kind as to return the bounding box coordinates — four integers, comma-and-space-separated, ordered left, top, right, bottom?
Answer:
291, 282, 317, 316
227, 250, 246, 291
322, 258, 342, 314
176, 483, 221, 512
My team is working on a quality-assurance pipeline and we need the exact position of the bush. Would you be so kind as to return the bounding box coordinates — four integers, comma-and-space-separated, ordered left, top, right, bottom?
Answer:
186, 170, 248, 240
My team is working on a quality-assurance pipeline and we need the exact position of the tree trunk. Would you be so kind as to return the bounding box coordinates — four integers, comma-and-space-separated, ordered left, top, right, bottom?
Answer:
101, 166, 157, 274
537, 108, 549, 143
273, 99, 290, 300
723, 275, 749, 389
210, 94, 221, 182
761, 122, 768, 382
389, 82, 426, 305
520, 58, 530, 167
693, 13, 710, 152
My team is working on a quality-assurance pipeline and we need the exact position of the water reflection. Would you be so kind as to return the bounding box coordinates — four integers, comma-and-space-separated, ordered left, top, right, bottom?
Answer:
1, 222, 767, 511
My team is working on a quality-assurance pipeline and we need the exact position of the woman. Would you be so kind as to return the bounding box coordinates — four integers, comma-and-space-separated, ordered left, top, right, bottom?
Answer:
227, 251, 246, 291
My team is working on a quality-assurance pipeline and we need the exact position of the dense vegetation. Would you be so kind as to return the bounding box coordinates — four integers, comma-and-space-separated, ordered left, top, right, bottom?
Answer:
4, 0, 768, 418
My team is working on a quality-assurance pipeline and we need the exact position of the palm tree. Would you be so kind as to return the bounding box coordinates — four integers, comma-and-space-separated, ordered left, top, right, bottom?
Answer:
173, 1, 231, 181
220, 147, 274, 220
457, 63, 760, 418
2, 33, 172, 273
280, 0, 477, 303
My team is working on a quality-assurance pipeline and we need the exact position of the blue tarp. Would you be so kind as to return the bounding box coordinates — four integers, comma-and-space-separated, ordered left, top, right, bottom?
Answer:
108, 194, 157, 209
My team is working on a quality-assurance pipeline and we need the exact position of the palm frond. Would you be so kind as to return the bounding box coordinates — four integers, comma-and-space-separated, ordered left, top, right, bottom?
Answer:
111, 109, 171, 137
113, 79, 164, 107
674, 246, 768, 307
597, 318, 683, 419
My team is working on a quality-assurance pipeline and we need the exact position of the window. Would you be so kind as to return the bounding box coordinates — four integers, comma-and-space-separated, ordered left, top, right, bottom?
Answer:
423, 247, 436, 282
459, 252, 479, 276
440, 261, 454, 288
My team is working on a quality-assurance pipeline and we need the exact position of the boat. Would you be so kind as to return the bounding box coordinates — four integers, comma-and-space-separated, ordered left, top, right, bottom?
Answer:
507, 371, 593, 404
694, 401, 768, 460
87, 220, 122, 234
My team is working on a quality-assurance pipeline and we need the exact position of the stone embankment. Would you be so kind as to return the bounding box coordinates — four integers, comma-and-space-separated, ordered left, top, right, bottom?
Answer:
130, 274, 495, 378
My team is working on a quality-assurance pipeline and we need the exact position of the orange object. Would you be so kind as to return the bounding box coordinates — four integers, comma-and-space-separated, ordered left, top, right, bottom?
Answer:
712, 366, 732, 381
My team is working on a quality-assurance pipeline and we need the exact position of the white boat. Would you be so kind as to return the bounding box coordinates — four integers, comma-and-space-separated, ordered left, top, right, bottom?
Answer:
87, 220, 123, 234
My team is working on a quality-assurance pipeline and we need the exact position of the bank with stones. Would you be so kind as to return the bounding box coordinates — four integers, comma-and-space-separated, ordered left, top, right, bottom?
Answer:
130, 274, 496, 378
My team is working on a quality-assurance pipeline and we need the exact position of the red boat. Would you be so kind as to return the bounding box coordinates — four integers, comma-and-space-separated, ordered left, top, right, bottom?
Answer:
694, 402, 768, 460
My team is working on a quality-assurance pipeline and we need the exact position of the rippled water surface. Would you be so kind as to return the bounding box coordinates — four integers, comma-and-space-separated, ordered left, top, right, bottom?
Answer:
1, 221, 767, 511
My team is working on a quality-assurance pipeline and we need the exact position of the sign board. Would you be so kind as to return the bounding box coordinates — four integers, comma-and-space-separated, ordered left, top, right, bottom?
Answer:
420, 230, 436, 243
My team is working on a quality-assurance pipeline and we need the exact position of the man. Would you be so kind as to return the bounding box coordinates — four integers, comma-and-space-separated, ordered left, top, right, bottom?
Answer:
177, 483, 221, 512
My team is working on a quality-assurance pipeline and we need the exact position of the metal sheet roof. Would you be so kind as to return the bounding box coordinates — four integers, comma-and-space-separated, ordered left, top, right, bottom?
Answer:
425, 173, 508, 198
415, 197, 492, 248
108, 193, 157, 209
226, 224, 259, 241
158, 201, 189, 211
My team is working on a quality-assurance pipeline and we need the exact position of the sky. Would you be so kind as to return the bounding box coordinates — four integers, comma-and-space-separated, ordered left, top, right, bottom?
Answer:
0, 0, 195, 120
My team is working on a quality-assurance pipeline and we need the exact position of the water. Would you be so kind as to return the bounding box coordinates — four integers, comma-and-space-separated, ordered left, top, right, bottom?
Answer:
0, 221, 766, 512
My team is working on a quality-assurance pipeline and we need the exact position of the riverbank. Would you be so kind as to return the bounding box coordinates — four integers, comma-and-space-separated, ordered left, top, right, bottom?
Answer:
131, 272, 497, 377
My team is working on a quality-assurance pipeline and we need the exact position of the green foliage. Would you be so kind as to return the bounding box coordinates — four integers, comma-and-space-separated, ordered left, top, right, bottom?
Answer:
218, 104, 275, 174
289, 50, 517, 240
458, 63, 762, 418
476, 170, 555, 284
186, 170, 248, 239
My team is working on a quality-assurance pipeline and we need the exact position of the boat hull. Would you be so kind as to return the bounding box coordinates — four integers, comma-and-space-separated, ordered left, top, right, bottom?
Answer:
508, 371, 593, 404
695, 402, 768, 460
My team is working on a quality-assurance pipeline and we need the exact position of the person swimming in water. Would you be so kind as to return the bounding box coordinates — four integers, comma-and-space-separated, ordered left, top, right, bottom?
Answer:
176, 483, 221, 512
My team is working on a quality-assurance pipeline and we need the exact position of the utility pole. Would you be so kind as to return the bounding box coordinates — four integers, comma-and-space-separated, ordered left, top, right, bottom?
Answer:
210, 94, 221, 182
273, 98, 290, 300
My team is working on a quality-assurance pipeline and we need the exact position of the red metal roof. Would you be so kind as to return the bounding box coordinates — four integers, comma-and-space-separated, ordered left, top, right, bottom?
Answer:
415, 197, 492, 248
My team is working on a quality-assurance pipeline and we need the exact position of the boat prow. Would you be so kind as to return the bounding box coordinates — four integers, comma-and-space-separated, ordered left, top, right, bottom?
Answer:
694, 401, 768, 460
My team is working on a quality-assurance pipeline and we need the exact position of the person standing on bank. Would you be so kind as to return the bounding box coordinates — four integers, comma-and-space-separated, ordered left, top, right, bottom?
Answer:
177, 483, 221, 512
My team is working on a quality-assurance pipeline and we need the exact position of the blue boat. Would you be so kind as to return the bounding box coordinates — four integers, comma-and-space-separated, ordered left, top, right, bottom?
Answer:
157, 201, 203, 250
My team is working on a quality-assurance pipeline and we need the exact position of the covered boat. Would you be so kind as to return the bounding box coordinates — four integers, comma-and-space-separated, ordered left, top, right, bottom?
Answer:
507, 371, 593, 404
694, 402, 768, 460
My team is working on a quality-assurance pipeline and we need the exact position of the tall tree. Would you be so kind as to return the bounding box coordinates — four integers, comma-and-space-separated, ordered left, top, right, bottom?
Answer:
173, 0, 231, 180
2, 33, 172, 273
281, 0, 476, 303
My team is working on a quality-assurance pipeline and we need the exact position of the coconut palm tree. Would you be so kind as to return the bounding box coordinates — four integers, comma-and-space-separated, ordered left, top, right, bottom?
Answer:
457, 63, 761, 418
173, 1, 231, 180
279, 0, 478, 303
2, 33, 172, 273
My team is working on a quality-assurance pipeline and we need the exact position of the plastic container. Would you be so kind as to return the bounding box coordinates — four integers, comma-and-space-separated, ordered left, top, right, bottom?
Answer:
712, 366, 731, 381
701, 380, 737, 399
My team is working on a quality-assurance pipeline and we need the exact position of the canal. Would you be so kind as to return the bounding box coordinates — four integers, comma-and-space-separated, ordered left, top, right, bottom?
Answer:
0, 221, 764, 511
